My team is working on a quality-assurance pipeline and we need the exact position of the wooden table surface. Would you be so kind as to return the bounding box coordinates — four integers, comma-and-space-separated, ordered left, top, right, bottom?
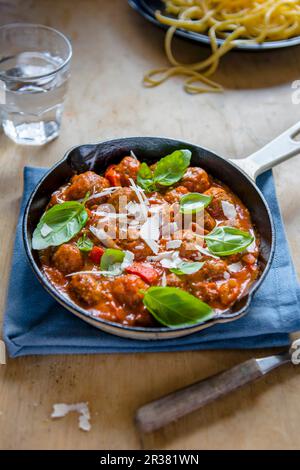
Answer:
1, 0, 300, 450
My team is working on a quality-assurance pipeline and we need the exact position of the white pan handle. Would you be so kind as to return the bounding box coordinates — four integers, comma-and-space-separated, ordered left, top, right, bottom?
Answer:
231, 121, 300, 180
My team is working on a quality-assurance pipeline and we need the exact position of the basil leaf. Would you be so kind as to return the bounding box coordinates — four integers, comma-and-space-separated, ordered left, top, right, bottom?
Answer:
100, 248, 125, 271
154, 149, 191, 186
180, 193, 212, 214
143, 286, 213, 328
32, 201, 88, 250
170, 261, 205, 275
76, 233, 93, 252
136, 149, 191, 192
137, 162, 155, 192
205, 226, 254, 256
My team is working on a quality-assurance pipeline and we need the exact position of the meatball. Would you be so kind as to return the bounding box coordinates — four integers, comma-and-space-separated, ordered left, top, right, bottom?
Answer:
204, 186, 233, 219
173, 229, 203, 259
147, 192, 166, 205
166, 272, 186, 289
204, 210, 216, 232
107, 187, 138, 212
49, 188, 67, 206
111, 274, 148, 308
163, 186, 189, 204
189, 259, 228, 282
66, 171, 110, 200
117, 238, 153, 261
190, 281, 220, 304
180, 167, 211, 193
69, 273, 102, 306
52, 244, 83, 275
219, 279, 240, 307
106, 156, 140, 186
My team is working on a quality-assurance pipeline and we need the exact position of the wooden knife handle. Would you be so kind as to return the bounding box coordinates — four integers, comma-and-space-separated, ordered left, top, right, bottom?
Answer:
136, 359, 263, 433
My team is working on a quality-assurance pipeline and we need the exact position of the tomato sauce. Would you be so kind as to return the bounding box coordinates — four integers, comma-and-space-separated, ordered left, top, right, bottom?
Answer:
38, 156, 260, 327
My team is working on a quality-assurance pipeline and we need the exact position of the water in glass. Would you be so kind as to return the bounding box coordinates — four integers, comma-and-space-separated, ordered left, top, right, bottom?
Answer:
0, 51, 69, 145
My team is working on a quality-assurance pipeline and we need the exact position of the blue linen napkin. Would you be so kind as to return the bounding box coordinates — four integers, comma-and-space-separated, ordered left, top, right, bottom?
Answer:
3, 166, 300, 357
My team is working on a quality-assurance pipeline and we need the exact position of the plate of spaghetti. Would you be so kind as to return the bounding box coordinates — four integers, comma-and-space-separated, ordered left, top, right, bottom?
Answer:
129, 0, 300, 93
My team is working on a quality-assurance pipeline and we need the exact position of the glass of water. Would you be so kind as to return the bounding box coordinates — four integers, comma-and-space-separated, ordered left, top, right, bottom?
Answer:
0, 23, 72, 145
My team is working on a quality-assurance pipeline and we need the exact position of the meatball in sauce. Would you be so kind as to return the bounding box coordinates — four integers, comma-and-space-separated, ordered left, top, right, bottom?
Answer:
38, 155, 260, 327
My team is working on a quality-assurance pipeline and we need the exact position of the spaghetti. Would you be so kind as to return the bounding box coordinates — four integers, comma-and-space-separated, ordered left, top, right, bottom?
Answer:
143, 0, 300, 93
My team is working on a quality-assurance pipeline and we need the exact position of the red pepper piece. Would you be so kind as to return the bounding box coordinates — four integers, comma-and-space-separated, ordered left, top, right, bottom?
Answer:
105, 164, 121, 186
89, 246, 104, 264
125, 262, 159, 284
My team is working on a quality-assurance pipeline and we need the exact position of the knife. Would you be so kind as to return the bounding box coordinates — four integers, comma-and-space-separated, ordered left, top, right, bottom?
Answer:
136, 339, 300, 433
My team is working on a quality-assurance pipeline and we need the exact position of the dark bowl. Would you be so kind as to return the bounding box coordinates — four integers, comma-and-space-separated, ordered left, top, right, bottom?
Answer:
23, 137, 274, 340
129, 0, 300, 51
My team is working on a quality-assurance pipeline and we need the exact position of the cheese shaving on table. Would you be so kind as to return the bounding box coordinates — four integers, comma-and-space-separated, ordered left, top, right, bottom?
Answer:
291, 339, 300, 365
51, 402, 91, 432
221, 200, 237, 219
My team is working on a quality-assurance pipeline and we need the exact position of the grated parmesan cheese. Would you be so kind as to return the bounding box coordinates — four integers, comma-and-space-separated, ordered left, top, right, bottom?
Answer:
130, 150, 138, 160
161, 222, 178, 238
126, 201, 143, 217
160, 251, 183, 269
140, 216, 160, 241
147, 251, 174, 262
89, 226, 119, 249
228, 262, 243, 273
66, 270, 113, 277
66, 251, 134, 278
246, 238, 256, 253
195, 244, 220, 259
221, 200, 237, 220
139, 214, 161, 254
166, 239, 182, 249
129, 178, 149, 207
40, 223, 53, 237
86, 186, 121, 202
94, 211, 127, 219
161, 272, 167, 287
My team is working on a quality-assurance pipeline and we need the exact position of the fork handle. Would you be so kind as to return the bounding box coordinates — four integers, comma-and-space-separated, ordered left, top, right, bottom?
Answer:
136, 359, 263, 433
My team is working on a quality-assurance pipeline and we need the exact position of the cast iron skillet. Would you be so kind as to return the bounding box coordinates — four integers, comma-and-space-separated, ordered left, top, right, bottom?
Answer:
23, 122, 300, 340
128, 0, 300, 51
